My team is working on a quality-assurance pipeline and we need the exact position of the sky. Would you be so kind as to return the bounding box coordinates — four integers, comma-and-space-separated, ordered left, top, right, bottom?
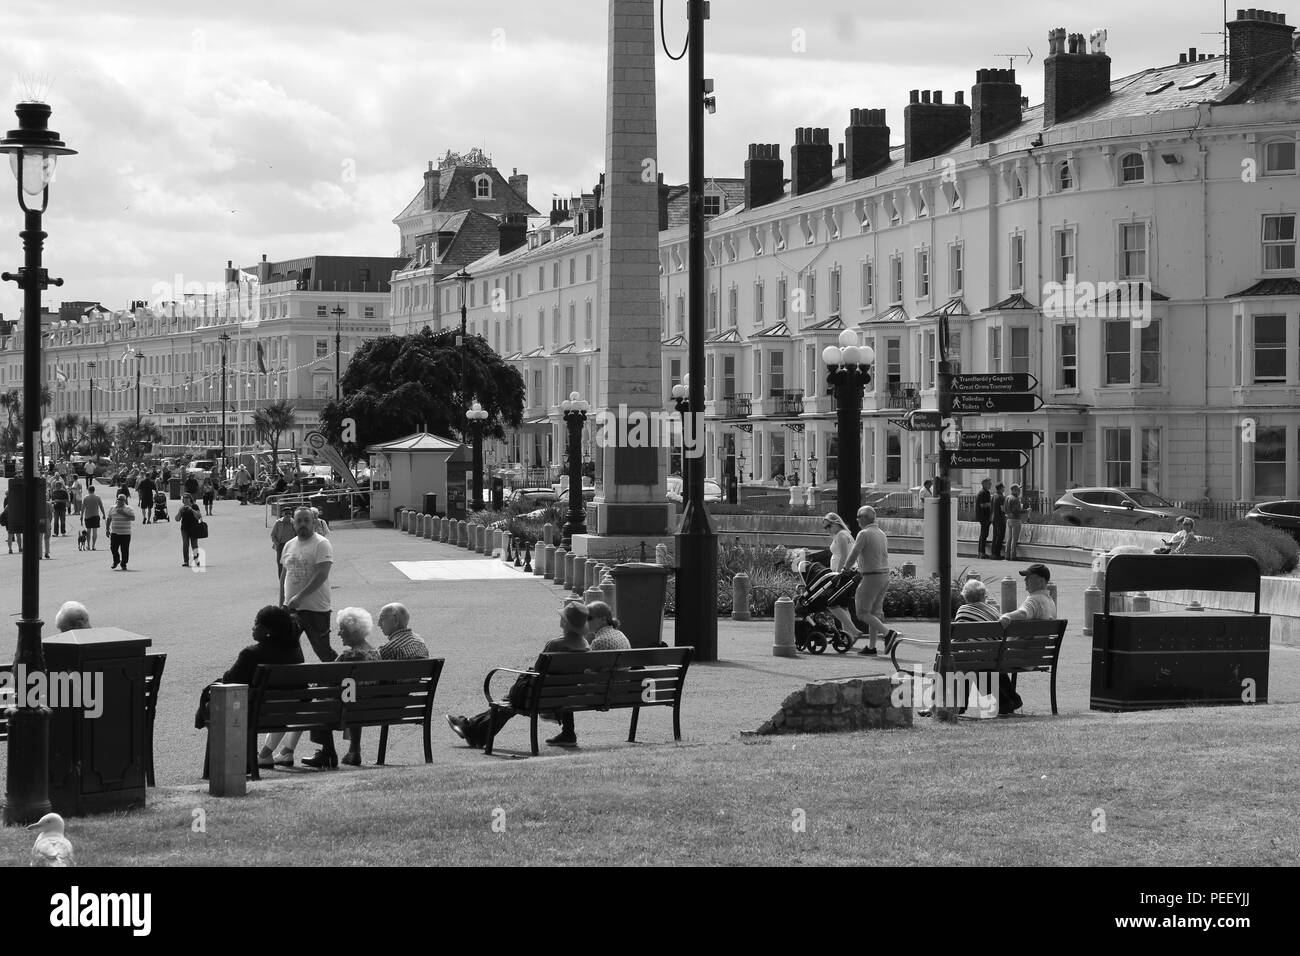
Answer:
0, 0, 1240, 319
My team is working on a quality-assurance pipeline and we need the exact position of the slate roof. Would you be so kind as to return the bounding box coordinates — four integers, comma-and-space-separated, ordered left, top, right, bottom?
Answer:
752, 320, 791, 337
859, 305, 909, 325
665, 178, 747, 228
1227, 278, 1300, 297
706, 328, 744, 344
982, 293, 1038, 312
803, 316, 846, 332
661, 333, 687, 347
919, 296, 971, 318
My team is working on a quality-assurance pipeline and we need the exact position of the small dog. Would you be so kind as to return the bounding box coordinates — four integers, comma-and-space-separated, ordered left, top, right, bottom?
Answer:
77, 530, 89, 551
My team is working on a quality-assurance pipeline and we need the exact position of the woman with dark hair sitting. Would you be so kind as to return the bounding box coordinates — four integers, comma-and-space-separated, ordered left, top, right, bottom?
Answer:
196, 606, 304, 770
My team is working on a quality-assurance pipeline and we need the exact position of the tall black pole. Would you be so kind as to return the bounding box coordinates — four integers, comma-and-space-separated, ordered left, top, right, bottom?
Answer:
219, 340, 227, 465
3, 207, 55, 824
471, 422, 485, 512
88, 362, 94, 428
332, 304, 345, 401
674, 0, 718, 662
135, 361, 141, 426
936, 315, 954, 681
830, 368, 869, 535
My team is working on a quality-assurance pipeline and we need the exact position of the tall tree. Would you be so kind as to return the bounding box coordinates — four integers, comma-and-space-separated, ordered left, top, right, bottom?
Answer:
252, 399, 297, 472
318, 328, 524, 460
85, 422, 113, 458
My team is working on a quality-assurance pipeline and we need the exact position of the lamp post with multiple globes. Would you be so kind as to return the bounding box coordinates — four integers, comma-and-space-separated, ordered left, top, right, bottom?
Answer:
821, 329, 875, 535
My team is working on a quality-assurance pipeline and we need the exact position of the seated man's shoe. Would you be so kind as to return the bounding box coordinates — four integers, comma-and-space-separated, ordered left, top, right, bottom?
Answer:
546, 732, 578, 748
445, 713, 467, 741
300, 748, 338, 769
340, 751, 362, 766
272, 750, 295, 767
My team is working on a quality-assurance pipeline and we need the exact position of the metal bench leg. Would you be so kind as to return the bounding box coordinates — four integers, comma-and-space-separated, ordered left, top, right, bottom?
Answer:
485, 706, 498, 756
672, 700, 683, 742
378, 724, 389, 765
627, 705, 641, 743
422, 719, 433, 763
201, 738, 210, 781
1050, 668, 1059, 715
530, 713, 539, 756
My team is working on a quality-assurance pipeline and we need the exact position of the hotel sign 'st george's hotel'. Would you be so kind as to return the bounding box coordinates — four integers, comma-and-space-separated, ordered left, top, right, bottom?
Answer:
412, 9, 1300, 505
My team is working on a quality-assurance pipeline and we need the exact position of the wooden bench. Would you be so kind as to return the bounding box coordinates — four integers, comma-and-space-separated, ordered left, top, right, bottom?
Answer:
1, 654, 166, 785
201, 658, 444, 780
483, 647, 692, 756
889, 620, 1068, 714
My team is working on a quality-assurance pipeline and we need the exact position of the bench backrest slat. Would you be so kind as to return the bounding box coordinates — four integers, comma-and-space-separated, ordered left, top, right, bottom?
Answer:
525, 648, 691, 712
250, 658, 445, 733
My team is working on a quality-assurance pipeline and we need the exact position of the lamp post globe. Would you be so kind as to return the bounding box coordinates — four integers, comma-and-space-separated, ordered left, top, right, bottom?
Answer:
0, 98, 76, 826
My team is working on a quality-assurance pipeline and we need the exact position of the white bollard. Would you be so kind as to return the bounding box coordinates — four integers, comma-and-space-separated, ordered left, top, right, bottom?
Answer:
732, 572, 751, 622
773, 596, 797, 658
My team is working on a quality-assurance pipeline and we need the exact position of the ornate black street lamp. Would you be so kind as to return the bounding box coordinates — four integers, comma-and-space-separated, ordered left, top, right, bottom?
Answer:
87, 360, 95, 427
559, 391, 589, 549
822, 330, 874, 535
331, 303, 345, 401
466, 400, 487, 512
0, 98, 76, 826
670, 373, 691, 487
454, 268, 472, 418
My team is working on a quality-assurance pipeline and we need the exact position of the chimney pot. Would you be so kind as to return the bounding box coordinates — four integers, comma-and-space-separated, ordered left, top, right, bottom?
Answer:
1189, 47, 1197, 60
744, 139, 785, 209
921, 90, 931, 104
954, 90, 964, 106
910, 89, 920, 103
1044, 27, 1112, 127
837, 142, 844, 162
1179, 52, 1188, 62
791, 125, 834, 195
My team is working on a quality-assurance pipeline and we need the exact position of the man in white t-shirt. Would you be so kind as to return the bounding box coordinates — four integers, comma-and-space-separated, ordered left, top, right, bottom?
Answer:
280, 506, 337, 662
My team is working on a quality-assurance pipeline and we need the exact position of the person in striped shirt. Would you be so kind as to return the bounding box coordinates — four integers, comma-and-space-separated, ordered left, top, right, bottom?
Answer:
953, 578, 1000, 623
376, 603, 429, 659
107, 494, 136, 571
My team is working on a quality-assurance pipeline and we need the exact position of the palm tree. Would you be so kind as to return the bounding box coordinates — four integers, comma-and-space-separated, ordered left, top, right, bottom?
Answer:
85, 422, 112, 458
0, 390, 18, 456
253, 400, 297, 472
54, 413, 89, 459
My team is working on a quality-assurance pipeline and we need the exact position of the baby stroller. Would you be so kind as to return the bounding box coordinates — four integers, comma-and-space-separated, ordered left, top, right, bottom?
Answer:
792, 548, 866, 654
153, 490, 171, 522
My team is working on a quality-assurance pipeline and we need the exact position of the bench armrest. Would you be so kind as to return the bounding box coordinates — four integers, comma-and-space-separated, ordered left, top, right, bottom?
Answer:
889, 635, 938, 672
482, 667, 537, 704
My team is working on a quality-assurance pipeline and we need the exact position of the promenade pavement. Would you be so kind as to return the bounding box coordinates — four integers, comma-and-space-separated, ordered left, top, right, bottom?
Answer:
0, 480, 1296, 789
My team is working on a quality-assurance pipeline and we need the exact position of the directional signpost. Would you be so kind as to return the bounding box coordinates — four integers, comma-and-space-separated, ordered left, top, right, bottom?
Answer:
959, 431, 1042, 451
949, 372, 1038, 393
942, 449, 1030, 470
950, 392, 1045, 414
894, 409, 943, 432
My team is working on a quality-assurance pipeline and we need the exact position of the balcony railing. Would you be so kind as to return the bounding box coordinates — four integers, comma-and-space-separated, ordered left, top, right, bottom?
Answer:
770, 390, 803, 416
886, 381, 920, 410
722, 393, 752, 419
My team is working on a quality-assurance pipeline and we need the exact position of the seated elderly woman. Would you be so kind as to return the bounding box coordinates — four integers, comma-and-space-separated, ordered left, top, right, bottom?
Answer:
299, 607, 380, 769
952, 578, 1000, 624
54, 601, 91, 632
586, 601, 630, 651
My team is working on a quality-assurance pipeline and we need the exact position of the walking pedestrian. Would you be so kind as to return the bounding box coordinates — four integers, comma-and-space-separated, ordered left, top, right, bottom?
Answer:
235, 465, 252, 505
81, 483, 105, 551
201, 474, 215, 516
1004, 484, 1027, 561
69, 475, 82, 516
280, 506, 336, 661
38, 493, 51, 559
49, 478, 69, 536
844, 505, 899, 656
137, 471, 156, 525
270, 505, 296, 604
107, 494, 136, 571
2, 490, 18, 554
991, 482, 1007, 559
976, 477, 993, 559
178, 492, 203, 567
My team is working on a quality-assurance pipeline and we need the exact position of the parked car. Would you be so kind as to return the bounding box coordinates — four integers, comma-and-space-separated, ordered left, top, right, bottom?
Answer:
1053, 487, 1198, 524
1245, 500, 1300, 541
509, 487, 559, 509
666, 476, 723, 503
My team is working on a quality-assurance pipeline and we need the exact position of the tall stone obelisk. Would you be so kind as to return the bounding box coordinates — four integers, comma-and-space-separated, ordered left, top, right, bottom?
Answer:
591, 0, 673, 541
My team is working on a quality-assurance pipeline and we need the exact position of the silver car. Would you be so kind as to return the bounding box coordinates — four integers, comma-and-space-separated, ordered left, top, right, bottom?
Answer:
1053, 487, 1198, 524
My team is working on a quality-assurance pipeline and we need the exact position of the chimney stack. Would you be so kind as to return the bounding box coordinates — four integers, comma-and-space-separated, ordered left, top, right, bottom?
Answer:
904, 90, 971, 164
791, 128, 834, 195
423, 161, 440, 211
971, 68, 1023, 146
845, 109, 891, 180
657, 173, 672, 231
744, 143, 785, 209
508, 167, 528, 203
1043, 27, 1112, 128
1227, 9, 1295, 82
499, 213, 527, 256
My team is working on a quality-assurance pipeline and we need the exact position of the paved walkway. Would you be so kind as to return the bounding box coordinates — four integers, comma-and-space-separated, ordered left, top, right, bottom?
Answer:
0, 483, 1295, 785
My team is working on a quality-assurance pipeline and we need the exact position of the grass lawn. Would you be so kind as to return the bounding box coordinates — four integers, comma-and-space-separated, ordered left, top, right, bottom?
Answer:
11, 703, 1298, 867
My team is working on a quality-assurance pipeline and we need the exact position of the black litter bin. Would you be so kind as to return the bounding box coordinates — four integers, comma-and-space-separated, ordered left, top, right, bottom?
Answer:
610, 563, 671, 648
491, 477, 504, 511
1091, 554, 1271, 711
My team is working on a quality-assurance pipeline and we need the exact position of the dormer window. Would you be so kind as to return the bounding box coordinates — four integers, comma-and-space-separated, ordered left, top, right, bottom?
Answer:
1120, 153, 1145, 185
474, 174, 492, 199
1058, 160, 1074, 191
704, 193, 722, 216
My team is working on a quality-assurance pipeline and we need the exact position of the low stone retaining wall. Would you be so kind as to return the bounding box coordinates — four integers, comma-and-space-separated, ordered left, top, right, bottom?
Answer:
752, 676, 912, 734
